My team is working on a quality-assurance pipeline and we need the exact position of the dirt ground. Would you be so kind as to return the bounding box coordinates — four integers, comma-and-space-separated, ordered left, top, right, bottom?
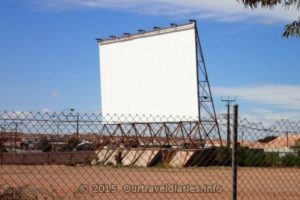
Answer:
0, 165, 299, 200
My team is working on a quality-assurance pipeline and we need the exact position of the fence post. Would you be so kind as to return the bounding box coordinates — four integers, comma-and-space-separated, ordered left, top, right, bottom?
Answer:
76, 114, 79, 143
232, 104, 238, 200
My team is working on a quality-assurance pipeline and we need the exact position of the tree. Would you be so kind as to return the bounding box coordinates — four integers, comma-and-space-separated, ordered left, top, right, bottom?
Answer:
38, 136, 52, 152
61, 137, 79, 151
238, 0, 300, 38
257, 135, 278, 143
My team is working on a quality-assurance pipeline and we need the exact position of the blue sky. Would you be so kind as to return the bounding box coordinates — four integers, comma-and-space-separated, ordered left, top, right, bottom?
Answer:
0, 0, 299, 123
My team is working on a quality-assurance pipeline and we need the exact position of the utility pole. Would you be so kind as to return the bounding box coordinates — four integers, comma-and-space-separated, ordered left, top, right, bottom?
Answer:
221, 97, 236, 147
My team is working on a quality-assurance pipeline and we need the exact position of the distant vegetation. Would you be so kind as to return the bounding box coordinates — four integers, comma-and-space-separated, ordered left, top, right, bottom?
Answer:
38, 136, 52, 152
221, 147, 300, 167
186, 147, 300, 167
36, 136, 80, 152
61, 137, 79, 152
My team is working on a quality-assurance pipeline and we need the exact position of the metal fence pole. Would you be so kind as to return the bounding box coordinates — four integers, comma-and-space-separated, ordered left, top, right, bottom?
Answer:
232, 104, 238, 200
76, 114, 79, 142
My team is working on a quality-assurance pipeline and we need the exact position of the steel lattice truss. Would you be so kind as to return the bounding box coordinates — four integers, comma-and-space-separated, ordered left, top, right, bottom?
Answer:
1, 111, 300, 150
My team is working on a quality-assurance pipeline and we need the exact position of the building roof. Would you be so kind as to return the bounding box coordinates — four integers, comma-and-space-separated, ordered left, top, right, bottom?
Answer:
241, 134, 300, 149
266, 134, 300, 148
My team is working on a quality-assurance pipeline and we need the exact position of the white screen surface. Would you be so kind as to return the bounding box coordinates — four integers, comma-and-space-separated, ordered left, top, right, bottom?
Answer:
99, 25, 199, 122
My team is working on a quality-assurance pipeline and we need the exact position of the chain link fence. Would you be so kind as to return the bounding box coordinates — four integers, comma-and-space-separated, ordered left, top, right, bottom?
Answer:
0, 111, 299, 199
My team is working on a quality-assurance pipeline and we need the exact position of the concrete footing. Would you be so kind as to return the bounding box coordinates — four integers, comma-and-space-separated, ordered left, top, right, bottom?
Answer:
92, 148, 213, 168
122, 149, 144, 166
134, 149, 159, 167
169, 150, 195, 167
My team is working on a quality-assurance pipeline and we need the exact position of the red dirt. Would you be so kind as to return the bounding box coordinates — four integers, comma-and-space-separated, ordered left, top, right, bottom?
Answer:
0, 165, 299, 199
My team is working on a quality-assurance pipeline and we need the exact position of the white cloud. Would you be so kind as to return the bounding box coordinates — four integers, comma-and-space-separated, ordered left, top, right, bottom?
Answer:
50, 90, 60, 97
30, 0, 299, 23
213, 84, 300, 110
217, 108, 299, 127
240, 109, 300, 125
42, 108, 51, 113
213, 84, 300, 125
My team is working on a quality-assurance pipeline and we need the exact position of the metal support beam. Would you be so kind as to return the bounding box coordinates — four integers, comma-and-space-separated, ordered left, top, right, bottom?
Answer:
192, 19, 222, 145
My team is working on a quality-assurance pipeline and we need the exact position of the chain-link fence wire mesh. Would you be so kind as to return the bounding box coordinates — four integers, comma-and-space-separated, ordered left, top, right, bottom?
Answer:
0, 111, 299, 199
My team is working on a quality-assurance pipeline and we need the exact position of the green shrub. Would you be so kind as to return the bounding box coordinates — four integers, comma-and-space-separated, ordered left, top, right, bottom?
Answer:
280, 154, 300, 167
239, 148, 266, 167
61, 137, 79, 151
214, 147, 231, 166
264, 152, 280, 166
236, 147, 281, 167
186, 147, 300, 167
